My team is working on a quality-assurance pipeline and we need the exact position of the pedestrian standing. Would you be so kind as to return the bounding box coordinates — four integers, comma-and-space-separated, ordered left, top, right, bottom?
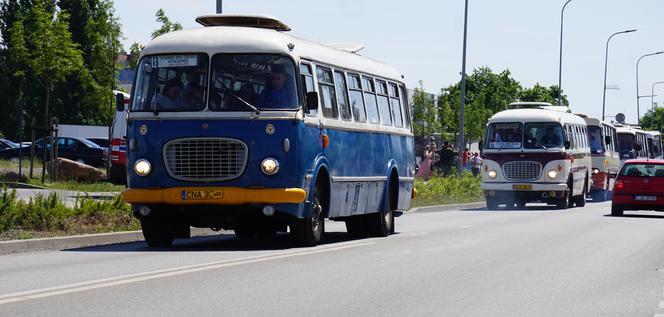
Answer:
470, 152, 482, 177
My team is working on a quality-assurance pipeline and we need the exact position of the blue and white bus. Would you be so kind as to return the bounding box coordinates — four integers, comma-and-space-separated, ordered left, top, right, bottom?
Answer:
121, 14, 415, 247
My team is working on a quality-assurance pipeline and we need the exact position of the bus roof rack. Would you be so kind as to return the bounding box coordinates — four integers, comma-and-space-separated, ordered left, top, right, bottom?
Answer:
325, 43, 366, 54
508, 102, 553, 109
195, 14, 291, 31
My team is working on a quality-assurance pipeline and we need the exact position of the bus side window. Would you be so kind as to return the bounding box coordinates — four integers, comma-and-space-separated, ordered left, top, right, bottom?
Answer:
347, 74, 367, 123
400, 85, 411, 130
300, 63, 317, 116
333, 70, 352, 121
363, 76, 380, 124
316, 66, 338, 119
376, 80, 392, 126
389, 83, 403, 128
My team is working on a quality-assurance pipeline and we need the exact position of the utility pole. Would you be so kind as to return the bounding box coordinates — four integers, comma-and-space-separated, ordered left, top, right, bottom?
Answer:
457, 0, 469, 173
216, 0, 222, 14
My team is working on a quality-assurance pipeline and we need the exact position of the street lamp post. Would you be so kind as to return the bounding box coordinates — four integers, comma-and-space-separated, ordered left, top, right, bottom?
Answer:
557, 0, 573, 107
636, 51, 664, 125
457, 0, 469, 173
216, 0, 222, 13
601, 29, 637, 121
651, 81, 664, 112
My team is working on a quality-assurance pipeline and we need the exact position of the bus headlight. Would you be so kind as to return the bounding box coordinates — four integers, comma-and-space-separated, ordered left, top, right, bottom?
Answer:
261, 158, 280, 175
487, 170, 497, 179
134, 159, 151, 176
592, 168, 600, 175
547, 170, 558, 179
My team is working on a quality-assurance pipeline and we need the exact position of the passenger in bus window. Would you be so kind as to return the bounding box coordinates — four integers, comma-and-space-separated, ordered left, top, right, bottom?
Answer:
258, 64, 294, 108
540, 127, 562, 147
152, 78, 185, 110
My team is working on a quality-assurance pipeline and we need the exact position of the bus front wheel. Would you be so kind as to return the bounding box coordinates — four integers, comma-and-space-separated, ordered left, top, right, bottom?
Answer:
141, 217, 174, 248
486, 197, 498, 210
291, 186, 324, 246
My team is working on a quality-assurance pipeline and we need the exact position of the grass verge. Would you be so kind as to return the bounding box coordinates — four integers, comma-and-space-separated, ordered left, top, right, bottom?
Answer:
27, 178, 125, 192
412, 173, 484, 207
0, 188, 138, 241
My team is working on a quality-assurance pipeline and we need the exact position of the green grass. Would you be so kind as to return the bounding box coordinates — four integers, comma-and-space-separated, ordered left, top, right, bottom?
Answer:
0, 188, 138, 240
0, 159, 42, 170
412, 172, 484, 207
27, 179, 125, 192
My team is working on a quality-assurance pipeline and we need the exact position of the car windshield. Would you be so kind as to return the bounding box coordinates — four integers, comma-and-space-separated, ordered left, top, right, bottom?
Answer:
587, 126, 604, 154
485, 123, 523, 149
78, 138, 101, 149
620, 163, 664, 177
131, 54, 209, 112
618, 133, 635, 158
1, 139, 19, 148
523, 123, 564, 149
208, 54, 299, 111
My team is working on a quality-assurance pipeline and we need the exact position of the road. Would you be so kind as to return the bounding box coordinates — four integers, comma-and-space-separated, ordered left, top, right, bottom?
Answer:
2, 201, 664, 316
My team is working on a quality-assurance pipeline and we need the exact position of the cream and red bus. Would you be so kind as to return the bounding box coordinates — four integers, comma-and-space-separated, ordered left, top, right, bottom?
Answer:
481, 106, 592, 209
580, 116, 619, 201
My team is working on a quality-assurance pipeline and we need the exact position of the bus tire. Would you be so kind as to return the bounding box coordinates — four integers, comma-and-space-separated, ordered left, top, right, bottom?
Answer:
345, 216, 366, 238
291, 184, 324, 246
516, 200, 526, 209
141, 217, 174, 248
368, 182, 395, 237
486, 197, 498, 210
575, 179, 587, 207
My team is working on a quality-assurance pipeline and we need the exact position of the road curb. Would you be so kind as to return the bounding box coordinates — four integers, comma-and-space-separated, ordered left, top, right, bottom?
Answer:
0, 228, 223, 255
408, 201, 486, 213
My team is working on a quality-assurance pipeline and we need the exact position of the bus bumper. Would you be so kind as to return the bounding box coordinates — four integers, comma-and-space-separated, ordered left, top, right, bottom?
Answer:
122, 187, 307, 205
481, 182, 569, 201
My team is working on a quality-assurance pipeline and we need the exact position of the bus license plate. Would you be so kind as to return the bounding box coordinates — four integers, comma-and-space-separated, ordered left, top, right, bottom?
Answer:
513, 184, 532, 190
635, 195, 656, 201
182, 190, 223, 201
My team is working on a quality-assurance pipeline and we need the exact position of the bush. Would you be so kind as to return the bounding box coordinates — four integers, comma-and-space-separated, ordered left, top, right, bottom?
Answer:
412, 173, 484, 207
0, 187, 138, 239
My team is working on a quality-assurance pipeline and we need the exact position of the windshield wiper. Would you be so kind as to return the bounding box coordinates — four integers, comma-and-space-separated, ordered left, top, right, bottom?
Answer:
215, 79, 260, 115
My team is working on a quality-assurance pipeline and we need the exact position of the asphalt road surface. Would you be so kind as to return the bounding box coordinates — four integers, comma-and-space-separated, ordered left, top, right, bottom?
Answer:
2, 201, 664, 317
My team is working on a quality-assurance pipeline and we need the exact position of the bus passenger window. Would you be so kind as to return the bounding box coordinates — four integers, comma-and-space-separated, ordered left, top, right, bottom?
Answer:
376, 80, 392, 126
300, 64, 317, 116
348, 74, 367, 123
316, 66, 338, 119
334, 71, 352, 121
389, 83, 403, 128
400, 85, 411, 129
363, 76, 380, 124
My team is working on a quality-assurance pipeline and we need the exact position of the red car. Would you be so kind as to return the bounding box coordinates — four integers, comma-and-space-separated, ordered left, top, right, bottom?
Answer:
611, 159, 664, 216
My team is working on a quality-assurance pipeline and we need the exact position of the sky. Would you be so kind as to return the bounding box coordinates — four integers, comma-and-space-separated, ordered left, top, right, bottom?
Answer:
114, 0, 664, 125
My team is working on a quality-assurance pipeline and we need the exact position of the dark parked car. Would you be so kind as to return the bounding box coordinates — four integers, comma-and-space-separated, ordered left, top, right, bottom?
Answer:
33, 137, 106, 167
0, 138, 29, 160
611, 159, 664, 216
85, 137, 110, 149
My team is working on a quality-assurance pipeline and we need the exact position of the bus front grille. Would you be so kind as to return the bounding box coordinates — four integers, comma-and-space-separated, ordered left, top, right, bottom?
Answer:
502, 161, 542, 181
163, 138, 248, 182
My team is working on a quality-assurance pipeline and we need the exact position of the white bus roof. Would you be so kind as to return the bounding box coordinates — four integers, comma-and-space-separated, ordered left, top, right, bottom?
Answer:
645, 130, 661, 137
141, 19, 404, 83
616, 125, 646, 135
488, 108, 586, 125
581, 116, 614, 128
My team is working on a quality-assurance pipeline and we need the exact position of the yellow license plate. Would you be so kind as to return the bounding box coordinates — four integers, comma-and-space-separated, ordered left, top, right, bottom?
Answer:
182, 190, 223, 200
513, 184, 532, 190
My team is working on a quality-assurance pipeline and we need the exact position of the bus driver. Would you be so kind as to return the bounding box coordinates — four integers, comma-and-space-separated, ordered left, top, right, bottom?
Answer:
258, 64, 294, 108
540, 126, 562, 147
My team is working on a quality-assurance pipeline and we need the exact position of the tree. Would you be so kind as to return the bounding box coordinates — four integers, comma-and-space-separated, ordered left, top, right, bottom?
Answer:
127, 42, 144, 70
519, 84, 568, 106
411, 81, 440, 137
151, 8, 182, 39
640, 108, 664, 133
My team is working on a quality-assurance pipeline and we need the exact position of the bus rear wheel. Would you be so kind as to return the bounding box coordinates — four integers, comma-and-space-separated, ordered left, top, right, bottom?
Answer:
368, 183, 395, 237
141, 217, 174, 248
291, 186, 324, 246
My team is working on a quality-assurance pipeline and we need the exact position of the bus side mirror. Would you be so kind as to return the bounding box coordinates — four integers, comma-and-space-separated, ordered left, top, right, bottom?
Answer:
634, 143, 642, 152
604, 136, 612, 145
115, 93, 125, 112
564, 141, 570, 149
306, 91, 318, 111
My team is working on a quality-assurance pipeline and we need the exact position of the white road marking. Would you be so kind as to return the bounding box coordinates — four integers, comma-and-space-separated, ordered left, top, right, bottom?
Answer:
659, 301, 664, 309
653, 314, 664, 317
458, 225, 473, 229
403, 232, 429, 237
0, 241, 375, 305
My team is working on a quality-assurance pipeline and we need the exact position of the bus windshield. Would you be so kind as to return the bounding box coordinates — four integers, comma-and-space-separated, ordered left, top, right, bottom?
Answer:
523, 123, 564, 149
618, 134, 635, 159
131, 54, 209, 112
485, 123, 522, 149
209, 54, 299, 111
587, 126, 604, 154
